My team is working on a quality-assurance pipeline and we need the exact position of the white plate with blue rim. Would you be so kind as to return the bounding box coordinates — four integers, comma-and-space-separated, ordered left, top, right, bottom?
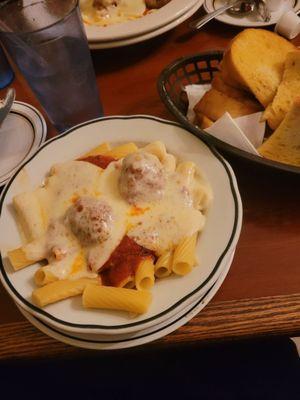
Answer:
16, 249, 234, 350
0, 115, 242, 335
0, 101, 47, 188
16, 250, 234, 346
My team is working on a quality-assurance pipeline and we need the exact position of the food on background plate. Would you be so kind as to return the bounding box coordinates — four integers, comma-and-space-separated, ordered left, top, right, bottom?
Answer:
80, 0, 171, 27
191, 28, 300, 167
258, 98, 300, 167
8, 141, 212, 315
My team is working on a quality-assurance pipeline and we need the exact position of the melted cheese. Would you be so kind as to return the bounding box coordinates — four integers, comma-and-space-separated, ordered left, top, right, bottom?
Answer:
16, 144, 212, 282
26, 161, 105, 279
37, 160, 102, 221
127, 173, 206, 255
86, 160, 130, 272
43, 251, 97, 280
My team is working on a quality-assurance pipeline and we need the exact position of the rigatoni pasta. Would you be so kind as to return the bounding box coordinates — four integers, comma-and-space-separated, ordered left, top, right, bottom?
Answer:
7, 247, 40, 271
13, 191, 45, 241
172, 233, 198, 276
82, 285, 152, 314
135, 258, 155, 291
8, 140, 212, 315
32, 278, 99, 307
82, 142, 111, 157
154, 251, 173, 278
104, 142, 138, 159
34, 267, 58, 286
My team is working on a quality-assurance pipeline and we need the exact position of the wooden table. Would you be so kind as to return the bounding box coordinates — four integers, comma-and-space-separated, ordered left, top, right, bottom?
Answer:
1, 9, 300, 361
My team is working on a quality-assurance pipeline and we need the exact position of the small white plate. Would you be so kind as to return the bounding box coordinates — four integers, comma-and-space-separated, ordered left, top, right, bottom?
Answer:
89, 0, 203, 49
84, 0, 199, 42
203, 0, 300, 27
17, 250, 233, 350
0, 115, 242, 335
0, 101, 47, 187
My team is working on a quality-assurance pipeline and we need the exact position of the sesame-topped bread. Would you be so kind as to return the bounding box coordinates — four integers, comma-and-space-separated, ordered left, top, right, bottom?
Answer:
258, 98, 300, 167
220, 29, 296, 107
263, 50, 300, 130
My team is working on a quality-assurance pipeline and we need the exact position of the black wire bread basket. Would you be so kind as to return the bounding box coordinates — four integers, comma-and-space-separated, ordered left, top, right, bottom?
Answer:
157, 50, 300, 175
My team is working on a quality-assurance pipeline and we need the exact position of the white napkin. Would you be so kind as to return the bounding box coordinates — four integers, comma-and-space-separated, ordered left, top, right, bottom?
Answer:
185, 84, 266, 156
205, 113, 260, 155
185, 84, 211, 122
234, 112, 265, 148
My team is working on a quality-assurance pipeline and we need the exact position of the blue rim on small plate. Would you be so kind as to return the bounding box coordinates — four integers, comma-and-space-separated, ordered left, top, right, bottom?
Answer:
0, 101, 47, 187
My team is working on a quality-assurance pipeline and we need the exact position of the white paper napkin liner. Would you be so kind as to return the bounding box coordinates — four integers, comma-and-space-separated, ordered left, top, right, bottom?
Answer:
185, 84, 265, 155
204, 112, 260, 156
185, 84, 212, 122
234, 112, 265, 148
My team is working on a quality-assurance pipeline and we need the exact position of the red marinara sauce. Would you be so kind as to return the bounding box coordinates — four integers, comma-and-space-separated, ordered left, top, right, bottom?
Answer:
100, 236, 156, 287
79, 155, 116, 169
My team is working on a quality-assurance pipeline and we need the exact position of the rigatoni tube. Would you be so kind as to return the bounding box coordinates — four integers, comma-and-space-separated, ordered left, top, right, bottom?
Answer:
82, 285, 152, 314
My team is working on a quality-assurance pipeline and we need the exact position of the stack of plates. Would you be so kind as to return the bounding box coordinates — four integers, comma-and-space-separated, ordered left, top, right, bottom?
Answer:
0, 116, 242, 350
84, 0, 203, 49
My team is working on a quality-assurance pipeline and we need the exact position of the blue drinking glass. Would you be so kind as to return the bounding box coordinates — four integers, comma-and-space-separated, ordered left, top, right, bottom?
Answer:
0, 0, 102, 133
0, 45, 14, 89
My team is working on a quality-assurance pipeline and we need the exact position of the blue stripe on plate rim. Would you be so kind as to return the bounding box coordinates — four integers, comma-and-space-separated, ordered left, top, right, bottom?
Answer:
17, 252, 233, 348
0, 101, 47, 186
20, 277, 218, 345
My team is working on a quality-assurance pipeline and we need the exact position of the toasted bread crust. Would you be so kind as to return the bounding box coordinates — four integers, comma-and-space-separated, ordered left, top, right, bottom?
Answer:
194, 88, 262, 122
263, 50, 300, 130
220, 29, 296, 107
258, 97, 300, 166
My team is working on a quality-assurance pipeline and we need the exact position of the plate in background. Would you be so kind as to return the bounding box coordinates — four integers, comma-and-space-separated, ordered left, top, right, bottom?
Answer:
203, 0, 300, 27
89, 0, 203, 49
84, 0, 199, 42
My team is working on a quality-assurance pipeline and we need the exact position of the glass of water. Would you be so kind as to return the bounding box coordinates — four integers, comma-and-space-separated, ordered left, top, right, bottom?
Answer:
0, 45, 14, 89
0, 0, 103, 133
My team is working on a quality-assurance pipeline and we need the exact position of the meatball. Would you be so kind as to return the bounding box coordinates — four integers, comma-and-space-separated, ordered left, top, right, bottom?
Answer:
119, 152, 166, 205
67, 197, 113, 245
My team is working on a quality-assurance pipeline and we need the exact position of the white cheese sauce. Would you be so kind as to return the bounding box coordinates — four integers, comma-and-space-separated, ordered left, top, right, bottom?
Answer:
127, 170, 206, 255
20, 146, 212, 280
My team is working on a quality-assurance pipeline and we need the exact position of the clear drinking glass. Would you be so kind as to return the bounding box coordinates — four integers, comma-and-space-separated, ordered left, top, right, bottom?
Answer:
0, 0, 103, 132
